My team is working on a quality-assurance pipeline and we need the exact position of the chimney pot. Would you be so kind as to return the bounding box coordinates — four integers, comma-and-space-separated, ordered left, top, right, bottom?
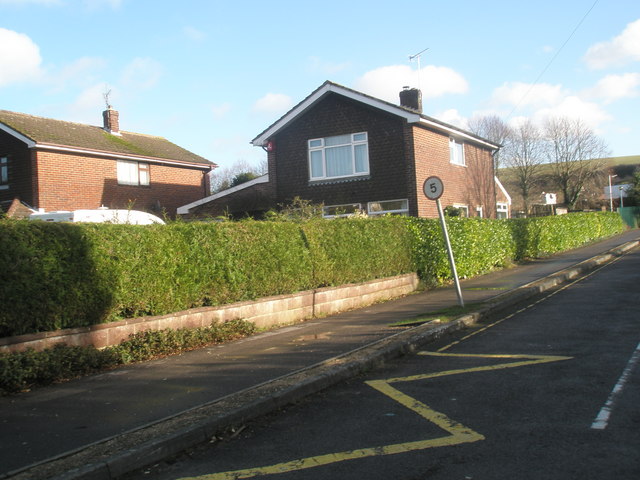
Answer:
399, 87, 422, 113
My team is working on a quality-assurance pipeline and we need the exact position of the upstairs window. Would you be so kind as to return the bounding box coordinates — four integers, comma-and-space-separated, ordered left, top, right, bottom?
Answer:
308, 132, 369, 181
449, 137, 465, 166
0, 156, 7, 188
117, 160, 149, 186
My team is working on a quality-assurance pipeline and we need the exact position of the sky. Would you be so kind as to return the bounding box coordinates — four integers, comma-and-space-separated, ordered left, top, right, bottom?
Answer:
1, 0, 639, 172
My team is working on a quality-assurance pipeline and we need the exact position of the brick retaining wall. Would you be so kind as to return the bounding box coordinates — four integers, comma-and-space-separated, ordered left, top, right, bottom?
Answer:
0, 273, 419, 353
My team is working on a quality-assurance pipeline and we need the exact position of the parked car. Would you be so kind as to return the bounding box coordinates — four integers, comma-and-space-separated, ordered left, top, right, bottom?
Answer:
28, 209, 165, 225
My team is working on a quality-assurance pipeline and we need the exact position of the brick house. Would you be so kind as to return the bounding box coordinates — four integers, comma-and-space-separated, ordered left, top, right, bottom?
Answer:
0, 109, 215, 217
179, 81, 508, 219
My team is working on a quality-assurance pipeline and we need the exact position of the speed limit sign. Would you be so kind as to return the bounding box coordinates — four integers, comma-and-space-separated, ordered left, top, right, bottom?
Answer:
423, 176, 444, 200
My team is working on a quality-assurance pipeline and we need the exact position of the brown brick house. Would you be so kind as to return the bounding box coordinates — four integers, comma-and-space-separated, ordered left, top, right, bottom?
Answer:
0, 109, 215, 217
179, 81, 506, 219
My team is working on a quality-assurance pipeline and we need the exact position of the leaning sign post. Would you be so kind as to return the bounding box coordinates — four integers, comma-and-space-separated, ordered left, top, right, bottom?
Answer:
423, 176, 464, 307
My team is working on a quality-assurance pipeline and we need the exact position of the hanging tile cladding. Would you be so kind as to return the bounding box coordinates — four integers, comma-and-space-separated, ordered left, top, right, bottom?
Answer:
272, 94, 410, 208
0, 130, 35, 206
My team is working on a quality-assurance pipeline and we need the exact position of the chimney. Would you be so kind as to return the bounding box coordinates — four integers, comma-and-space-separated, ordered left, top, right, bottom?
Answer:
102, 108, 120, 135
399, 86, 422, 113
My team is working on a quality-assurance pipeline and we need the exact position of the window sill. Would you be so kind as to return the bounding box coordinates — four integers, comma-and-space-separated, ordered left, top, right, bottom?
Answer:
309, 175, 370, 186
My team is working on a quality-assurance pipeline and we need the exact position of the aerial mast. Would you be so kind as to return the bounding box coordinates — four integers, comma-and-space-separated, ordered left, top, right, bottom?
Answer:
409, 47, 429, 91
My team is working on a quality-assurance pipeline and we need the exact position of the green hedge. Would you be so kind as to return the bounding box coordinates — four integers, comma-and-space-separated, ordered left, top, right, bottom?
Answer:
0, 212, 625, 337
0, 217, 415, 337
407, 212, 624, 283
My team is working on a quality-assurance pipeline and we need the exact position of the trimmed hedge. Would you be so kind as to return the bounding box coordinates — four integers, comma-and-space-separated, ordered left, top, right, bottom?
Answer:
407, 212, 624, 283
0, 212, 625, 337
0, 217, 415, 337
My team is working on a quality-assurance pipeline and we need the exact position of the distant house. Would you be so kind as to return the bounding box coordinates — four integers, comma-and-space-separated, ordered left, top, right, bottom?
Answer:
179, 81, 507, 219
0, 108, 215, 217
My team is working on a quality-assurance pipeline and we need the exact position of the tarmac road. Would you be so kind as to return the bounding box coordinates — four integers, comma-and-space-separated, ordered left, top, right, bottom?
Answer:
128, 247, 640, 480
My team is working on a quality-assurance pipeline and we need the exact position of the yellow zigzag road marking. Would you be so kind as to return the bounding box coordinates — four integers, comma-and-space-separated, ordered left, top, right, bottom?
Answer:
180, 352, 571, 480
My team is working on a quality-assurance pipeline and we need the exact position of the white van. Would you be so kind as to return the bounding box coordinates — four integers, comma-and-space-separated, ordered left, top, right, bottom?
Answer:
28, 209, 165, 225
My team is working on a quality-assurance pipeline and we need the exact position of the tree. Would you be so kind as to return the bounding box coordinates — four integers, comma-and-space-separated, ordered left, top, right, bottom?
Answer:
230, 171, 258, 187
209, 159, 266, 193
503, 119, 545, 215
544, 117, 609, 209
467, 114, 512, 171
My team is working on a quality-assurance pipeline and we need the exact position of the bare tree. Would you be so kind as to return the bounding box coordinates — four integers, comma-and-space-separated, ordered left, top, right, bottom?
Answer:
544, 117, 610, 209
467, 114, 512, 171
503, 119, 545, 215
209, 159, 265, 193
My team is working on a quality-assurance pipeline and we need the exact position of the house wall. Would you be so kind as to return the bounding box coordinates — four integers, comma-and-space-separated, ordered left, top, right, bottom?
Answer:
0, 131, 36, 207
272, 94, 410, 211
412, 125, 497, 218
33, 149, 209, 216
188, 180, 276, 219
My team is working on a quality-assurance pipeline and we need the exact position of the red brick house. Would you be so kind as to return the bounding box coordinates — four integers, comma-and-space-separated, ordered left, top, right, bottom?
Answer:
179, 81, 507, 219
0, 109, 214, 217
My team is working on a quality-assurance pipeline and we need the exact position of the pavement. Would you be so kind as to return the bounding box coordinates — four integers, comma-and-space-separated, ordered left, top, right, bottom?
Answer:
1, 229, 639, 480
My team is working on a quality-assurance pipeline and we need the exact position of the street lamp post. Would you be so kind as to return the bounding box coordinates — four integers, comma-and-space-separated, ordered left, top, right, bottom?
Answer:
609, 174, 618, 212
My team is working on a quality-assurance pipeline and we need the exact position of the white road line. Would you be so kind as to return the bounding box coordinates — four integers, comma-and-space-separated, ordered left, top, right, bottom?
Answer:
591, 340, 640, 430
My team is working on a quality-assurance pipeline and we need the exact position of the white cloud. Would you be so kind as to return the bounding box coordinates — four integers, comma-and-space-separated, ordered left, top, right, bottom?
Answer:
0, 28, 43, 86
584, 19, 640, 69
354, 64, 468, 103
490, 82, 565, 109
253, 93, 293, 114
68, 83, 117, 123
120, 57, 163, 90
0, 0, 61, 5
532, 96, 611, 130
585, 73, 640, 103
212, 102, 232, 119
184, 26, 207, 42
83, 0, 122, 9
434, 108, 468, 129
307, 56, 350, 75
49, 56, 106, 91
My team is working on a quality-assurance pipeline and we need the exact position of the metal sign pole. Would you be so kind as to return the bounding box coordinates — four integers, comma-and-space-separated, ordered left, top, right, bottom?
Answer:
435, 198, 464, 307
423, 176, 465, 308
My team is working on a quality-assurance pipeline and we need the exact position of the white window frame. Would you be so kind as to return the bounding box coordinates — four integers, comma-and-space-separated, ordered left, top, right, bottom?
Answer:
117, 160, 150, 186
323, 203, 362, 218
453, 203, 469, 217
496, 202, 509, 219
308, 132, 369, 181
367, 199, 409, 216
0, 156, 8, 190
449, 137, 465, 166
476, 206, 483, 218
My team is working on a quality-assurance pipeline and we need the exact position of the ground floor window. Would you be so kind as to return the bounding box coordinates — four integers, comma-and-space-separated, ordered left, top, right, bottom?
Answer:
367, 199, 409, 216
323, 203, 362, 218
117, 160, 149, 186
496, 202, 509, 219
452, 204, 469, 217
0, 156, 8, 189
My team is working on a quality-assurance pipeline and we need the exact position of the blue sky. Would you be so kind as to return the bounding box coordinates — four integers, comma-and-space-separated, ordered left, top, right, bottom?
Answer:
1, 0, 639, 171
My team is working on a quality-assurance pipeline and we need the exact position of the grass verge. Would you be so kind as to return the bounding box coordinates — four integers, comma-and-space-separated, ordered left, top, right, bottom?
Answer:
0, 319, 257, 395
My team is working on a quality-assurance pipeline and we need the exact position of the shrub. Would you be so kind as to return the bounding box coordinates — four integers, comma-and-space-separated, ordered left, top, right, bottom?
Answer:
0, 212, 625, 337
0, 319, 257, 394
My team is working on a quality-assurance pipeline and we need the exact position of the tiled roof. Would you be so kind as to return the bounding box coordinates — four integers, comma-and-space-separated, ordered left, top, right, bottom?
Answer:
252, 81, 501, 150
0, 110, 214, 167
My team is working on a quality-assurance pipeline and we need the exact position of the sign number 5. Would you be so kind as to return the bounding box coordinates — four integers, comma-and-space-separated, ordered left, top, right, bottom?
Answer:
423, 176, 444, 200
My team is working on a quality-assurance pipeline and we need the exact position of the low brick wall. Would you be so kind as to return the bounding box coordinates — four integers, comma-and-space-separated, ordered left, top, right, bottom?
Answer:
0, 273, 419, 353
